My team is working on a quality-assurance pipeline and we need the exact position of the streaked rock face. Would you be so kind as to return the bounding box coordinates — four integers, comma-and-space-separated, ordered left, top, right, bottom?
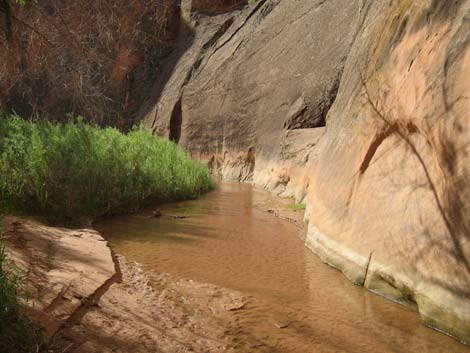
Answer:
142, 0, 360, 185
142, 0, 470, 343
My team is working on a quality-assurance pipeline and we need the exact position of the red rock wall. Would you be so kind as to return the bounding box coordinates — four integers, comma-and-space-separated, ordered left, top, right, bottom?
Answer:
305, 0, 470, 343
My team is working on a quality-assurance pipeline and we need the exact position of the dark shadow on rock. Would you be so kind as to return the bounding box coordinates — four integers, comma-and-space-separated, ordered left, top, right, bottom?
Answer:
138, 21, 196, 132
169, 97, 183, 143
413, 0, 468, 32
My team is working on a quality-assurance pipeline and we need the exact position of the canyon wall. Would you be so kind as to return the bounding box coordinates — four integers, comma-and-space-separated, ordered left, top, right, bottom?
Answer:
142, 0, 470, 343
141, 0, 361, 187
306, 0, 470, 343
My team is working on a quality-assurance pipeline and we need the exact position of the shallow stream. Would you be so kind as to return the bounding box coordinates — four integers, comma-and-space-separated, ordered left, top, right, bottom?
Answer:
96, 182, 469, 353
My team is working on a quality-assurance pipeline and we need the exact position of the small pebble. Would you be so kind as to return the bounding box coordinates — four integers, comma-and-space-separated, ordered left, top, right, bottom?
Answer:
274, 322, 289, 329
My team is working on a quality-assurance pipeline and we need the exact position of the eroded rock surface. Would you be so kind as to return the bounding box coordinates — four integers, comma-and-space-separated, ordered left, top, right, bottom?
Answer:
141, 0, 470, 343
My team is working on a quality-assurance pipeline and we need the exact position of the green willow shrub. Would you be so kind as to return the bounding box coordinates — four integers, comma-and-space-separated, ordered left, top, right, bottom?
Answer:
0, 114, 213, 222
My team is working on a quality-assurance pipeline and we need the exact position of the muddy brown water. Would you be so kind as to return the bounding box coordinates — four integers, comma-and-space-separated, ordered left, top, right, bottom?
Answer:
96, 182, 469, 353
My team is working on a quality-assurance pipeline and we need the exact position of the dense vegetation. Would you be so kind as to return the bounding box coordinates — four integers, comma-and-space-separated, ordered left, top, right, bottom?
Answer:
0, 114, 213, 222
0, 114, 212, 351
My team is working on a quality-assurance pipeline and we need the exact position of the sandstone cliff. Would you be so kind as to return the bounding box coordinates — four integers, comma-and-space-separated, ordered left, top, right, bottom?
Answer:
142, 0, 470, 343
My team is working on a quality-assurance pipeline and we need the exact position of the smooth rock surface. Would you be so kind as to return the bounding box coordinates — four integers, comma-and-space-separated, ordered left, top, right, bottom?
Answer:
306, 0, 470, 343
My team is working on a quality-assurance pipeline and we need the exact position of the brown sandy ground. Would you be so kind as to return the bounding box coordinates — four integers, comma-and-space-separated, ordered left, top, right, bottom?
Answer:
3, 215, 303, 353
49, 256, 256, 353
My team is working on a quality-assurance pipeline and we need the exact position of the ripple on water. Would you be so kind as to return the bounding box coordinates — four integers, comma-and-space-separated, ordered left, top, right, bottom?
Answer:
96, 182, 470, 353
